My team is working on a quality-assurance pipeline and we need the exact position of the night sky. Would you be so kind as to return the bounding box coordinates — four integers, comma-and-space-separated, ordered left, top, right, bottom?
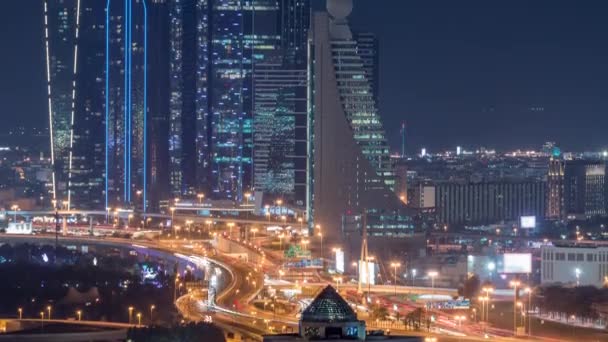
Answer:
1, 0, 607, 152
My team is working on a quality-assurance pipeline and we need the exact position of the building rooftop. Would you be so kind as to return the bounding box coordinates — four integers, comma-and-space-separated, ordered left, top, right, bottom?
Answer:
301, 286, 358, 323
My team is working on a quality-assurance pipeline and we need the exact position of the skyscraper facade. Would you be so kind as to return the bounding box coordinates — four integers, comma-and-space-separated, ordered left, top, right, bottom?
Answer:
309, 3, 413, 245
43, 0, 80, 208
70, 0, 107, 210
251, 0, 310, 206
168, 0, 209, 197
148, 0, 171, 211
105, 0, 149, 211
164, 0, 310, 204
353, 32, 379, 106
546, 158, 607, 220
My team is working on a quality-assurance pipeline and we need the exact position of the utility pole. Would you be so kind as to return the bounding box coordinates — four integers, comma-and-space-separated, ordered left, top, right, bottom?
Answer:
358, 211, 370, 305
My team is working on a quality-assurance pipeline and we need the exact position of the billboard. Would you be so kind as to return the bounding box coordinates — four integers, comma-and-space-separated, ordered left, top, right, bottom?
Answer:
335, 249, 345, 273
501, 253, 532, 274
520, 216, 536, 229
359, 261, 376, 285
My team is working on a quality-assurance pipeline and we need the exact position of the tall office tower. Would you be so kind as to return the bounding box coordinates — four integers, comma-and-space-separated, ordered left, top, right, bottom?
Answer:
168, 0, 209, 197
309, 1, 413, 246
250, 0, 310, 206
563, 160, 607, 218
70, 1, 107, 210
148, 0, 171, 211
43, 0, 80, 208
253, 61, 308, 205
353, 31, 379, 105
546, 155, 565, 220
280, 0, 310, 67
106, 0, 149, 211
208, 1, 251, 201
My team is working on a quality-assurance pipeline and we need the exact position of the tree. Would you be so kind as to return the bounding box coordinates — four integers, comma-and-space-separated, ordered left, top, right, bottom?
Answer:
370, 305, 389, 321
459, 274, 481, 299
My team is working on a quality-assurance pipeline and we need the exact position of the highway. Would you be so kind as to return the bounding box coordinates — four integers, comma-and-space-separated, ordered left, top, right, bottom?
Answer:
0, 232, 562, 341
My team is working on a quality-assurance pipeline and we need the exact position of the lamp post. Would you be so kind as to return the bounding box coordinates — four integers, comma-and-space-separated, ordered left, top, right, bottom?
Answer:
10, 204, 18, 222
137, 312, 142, 326
482, 286, 494, 322
318, 231, 324, 263
391, 262, 401, 296
18, 308, 22, 320
170, 207, 175, 232
411, 269, 417, 287
47, 306, 52, 320
150, 305, 155, 323
524, 287, 532, 335
197, 193, 205, 204
40, 311, 44, 330
128, 306, 134, 324
278, 233, 284, 252
478, 296, 487, 325
77, 310, 82, 321
510, 280, 521, 336
428, 271, 438, 308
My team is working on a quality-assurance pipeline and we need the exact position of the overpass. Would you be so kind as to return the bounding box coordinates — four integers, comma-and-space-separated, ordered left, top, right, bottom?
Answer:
0, 319, 130, 341
3, 209, 294, 227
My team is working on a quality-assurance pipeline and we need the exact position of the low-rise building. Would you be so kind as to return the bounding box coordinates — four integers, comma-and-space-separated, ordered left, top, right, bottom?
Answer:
540, 243, 608, 287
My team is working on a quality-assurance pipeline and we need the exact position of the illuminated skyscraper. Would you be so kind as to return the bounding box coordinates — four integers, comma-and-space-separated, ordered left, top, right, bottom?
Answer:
43, 0, 80, 208
353, 31, 379, 105
105, 0, 149, 210
168, 0, 209, 197
309, 1, 411, 244
70, 0, 107, 210
251, 0, 310, 206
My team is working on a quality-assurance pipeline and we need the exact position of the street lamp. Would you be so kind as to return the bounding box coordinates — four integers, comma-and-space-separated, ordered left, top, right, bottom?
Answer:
170, 207, 176, 231
317, 231, 324, 262
150, 305, 155, 322
17, 308, 22, 320
197, 193, 205, 204
251, 228, 258, 243
244, 192, 251, 204
510, 280, 521, 335
76, 310, 82, 321
227, 222, 235, 237
574, 268, 581, 286
481, 286, 494, 322
128, 306, 134, 324
10, 204, 19, 222
47, 306, 52, 320
428, 271, 438, 308
333, 276, 343, 290
411, 269, 417, 286
276, 199, 283, 215
524, 287, 532, 335
137, 312, 142, 326
390, 262, 401, 295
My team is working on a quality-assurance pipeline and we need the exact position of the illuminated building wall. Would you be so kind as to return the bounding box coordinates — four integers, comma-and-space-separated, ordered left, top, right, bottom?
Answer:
43, 0, 80, 208
70, 1, 107, 210
105, 0, 148, 211
309, 9, 412, 243
169, 0, 209, 197
250, 0, 309, 206
353, 32, 379, 106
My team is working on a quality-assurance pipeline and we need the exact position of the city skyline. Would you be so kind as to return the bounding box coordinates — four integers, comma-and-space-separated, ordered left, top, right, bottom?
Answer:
3, 0, 608, 152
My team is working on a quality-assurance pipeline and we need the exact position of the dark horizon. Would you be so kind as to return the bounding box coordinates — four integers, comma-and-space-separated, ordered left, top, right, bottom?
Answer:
1, 0, 607, 152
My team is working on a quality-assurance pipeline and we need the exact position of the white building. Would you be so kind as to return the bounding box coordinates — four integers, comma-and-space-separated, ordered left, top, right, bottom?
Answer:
541, 244, 608, 287
6, 222, 33, 235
